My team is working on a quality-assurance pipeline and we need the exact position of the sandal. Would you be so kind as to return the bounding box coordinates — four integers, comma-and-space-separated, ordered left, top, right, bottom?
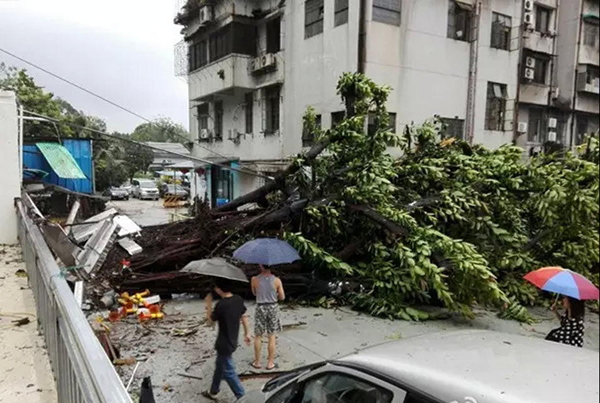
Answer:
266, 363, 277, 371
251, 361, 262, 369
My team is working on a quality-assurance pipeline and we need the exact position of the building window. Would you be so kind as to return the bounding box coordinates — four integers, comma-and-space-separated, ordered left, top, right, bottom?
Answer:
305, 0, 324, 39
485, 82, 508, 131
373, 0, 401, 26
334, 0, 349, 27
245, 92, 253, 134
266, 18, 281, 53
447, 1, 472, 41
214, 100, 224, 140
576, 115, 589, 145
491, 12, 511, 50
302, 114, 321, 147
189, 40, 208, 72
527, 108, 544, 143
535, 5, 552, 34
197, 103, 209, 140
583, 22, 599, 47
209, 26, 232, 62
440, 118, 465, 139
265, 85, 280, 134
331, 111, 345, 127
586, 66, 600, 85
368, 112, 397, 135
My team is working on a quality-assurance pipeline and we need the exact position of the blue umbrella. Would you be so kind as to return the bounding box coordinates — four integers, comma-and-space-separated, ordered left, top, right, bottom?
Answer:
233, 238, 301, 266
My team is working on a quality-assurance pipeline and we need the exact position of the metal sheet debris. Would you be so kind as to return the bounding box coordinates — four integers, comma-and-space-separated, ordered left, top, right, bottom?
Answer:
77, 219, 119, 273
71, 208, 118, 243
114, 215, 142, 237
41, 222, 82, 267
117, 238, 143, 256
36, 142, 87, 179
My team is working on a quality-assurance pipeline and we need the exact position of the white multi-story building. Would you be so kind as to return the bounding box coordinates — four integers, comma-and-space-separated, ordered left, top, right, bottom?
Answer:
175, 0, 599, 206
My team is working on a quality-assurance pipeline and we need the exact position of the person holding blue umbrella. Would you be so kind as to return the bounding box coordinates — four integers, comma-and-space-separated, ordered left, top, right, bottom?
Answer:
233, 238, 300, 370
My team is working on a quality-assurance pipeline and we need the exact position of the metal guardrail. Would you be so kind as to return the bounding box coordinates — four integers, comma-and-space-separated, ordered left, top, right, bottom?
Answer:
16, 199, 133, 403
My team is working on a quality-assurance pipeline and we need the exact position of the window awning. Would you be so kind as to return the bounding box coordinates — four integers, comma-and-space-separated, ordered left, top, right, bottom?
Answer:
36, 142, 87, 179
455, 0, 474, 11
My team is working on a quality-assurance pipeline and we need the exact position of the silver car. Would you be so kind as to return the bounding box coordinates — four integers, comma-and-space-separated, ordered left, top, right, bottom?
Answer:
132, 180, 159, 200
239, 330, 599, 403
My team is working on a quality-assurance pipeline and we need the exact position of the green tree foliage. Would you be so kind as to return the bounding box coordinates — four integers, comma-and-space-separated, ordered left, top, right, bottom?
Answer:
277, 73, 599, 321
131, 117, 189, 143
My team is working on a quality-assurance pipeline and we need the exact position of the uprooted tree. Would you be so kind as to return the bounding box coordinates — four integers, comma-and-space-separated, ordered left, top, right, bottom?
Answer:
211, 73, 599, 322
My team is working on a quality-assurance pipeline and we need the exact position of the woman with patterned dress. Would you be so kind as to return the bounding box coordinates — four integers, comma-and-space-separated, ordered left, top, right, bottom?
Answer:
545, 296, 585, 348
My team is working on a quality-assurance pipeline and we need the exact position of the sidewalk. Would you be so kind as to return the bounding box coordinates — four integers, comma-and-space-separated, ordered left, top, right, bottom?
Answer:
0, 244, 57, 403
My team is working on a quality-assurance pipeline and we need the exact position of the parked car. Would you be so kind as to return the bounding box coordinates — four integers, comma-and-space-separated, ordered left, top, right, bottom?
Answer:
102, 187, 129, 200
132, 179, 159, 200
237, 330, 599, 403
160, 184, 188, 200
120, 184, 133, 195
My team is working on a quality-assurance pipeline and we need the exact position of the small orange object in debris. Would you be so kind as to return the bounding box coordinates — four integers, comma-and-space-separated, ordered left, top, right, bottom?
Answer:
108, 311, 121, 322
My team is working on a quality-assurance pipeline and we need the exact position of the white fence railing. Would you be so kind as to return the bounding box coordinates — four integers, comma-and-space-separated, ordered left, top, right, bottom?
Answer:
16, 199, 132, 403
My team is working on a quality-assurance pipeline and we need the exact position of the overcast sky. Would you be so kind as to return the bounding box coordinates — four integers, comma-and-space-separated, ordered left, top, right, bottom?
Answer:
0, 0, 189, 133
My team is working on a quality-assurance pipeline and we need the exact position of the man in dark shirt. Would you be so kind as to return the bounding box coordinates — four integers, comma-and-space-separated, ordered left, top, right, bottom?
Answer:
203, 279, 251, 400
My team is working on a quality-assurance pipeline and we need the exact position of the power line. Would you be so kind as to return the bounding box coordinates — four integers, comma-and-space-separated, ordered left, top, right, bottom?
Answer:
0, 46, 153, 122
22, 109, 274, 180
0, 45, 262, 173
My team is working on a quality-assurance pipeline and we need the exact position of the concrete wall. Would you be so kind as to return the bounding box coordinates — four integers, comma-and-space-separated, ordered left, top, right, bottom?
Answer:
0, 91, 20, 244
283, 0, 358, 156
556, 0, 581, 109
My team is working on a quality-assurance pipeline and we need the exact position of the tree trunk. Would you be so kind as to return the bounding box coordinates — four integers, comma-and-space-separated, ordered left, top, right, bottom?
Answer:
214, 140, 330, 212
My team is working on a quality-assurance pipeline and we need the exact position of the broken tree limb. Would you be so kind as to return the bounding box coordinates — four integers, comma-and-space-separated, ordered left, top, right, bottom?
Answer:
215, 140, 330, 213
350, 205, 408, 236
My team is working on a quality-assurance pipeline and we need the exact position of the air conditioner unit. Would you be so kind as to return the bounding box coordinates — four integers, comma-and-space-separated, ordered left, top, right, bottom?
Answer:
524, 11, 535, 27
518, 122, 528, 133
547, 131, 557, 142
551, 87, 560, 99
548, 118, 558, 129
250, 56, 263, 73
524, 0, 534, 12
261, 54, 277, 70
524, 68, 535, 80
199, 6, 213, 25
199, 128, 210, 139
525, 57, 536, 68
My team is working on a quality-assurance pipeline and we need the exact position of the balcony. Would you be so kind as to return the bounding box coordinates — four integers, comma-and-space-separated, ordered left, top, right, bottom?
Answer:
520, 83, 550, 105
523, 31, 555, 55
188, 54, 255, 101
188, 52, 285, 101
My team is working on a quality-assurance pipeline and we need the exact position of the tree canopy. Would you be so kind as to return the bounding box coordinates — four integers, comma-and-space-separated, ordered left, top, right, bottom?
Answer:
218, 73, 599, 322
131, 117, 189, 143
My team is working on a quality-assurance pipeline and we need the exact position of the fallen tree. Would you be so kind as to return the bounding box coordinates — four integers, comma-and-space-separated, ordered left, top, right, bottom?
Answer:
100, 73, 599, 322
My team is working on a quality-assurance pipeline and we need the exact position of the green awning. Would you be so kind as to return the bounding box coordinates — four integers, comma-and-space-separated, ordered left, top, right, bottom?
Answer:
36, 142, 87, 179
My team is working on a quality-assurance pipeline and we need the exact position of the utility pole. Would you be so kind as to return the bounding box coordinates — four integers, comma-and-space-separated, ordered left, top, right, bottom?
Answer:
466, 1, 482, 145
358, 0, 368, 74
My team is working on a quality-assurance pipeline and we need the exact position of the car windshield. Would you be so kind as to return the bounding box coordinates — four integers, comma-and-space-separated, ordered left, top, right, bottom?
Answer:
140, 182, 155, 188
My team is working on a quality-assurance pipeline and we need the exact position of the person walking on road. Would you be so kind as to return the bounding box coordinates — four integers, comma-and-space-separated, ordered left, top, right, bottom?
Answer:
203, 279, 251, 400
251, 264, 285, 370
